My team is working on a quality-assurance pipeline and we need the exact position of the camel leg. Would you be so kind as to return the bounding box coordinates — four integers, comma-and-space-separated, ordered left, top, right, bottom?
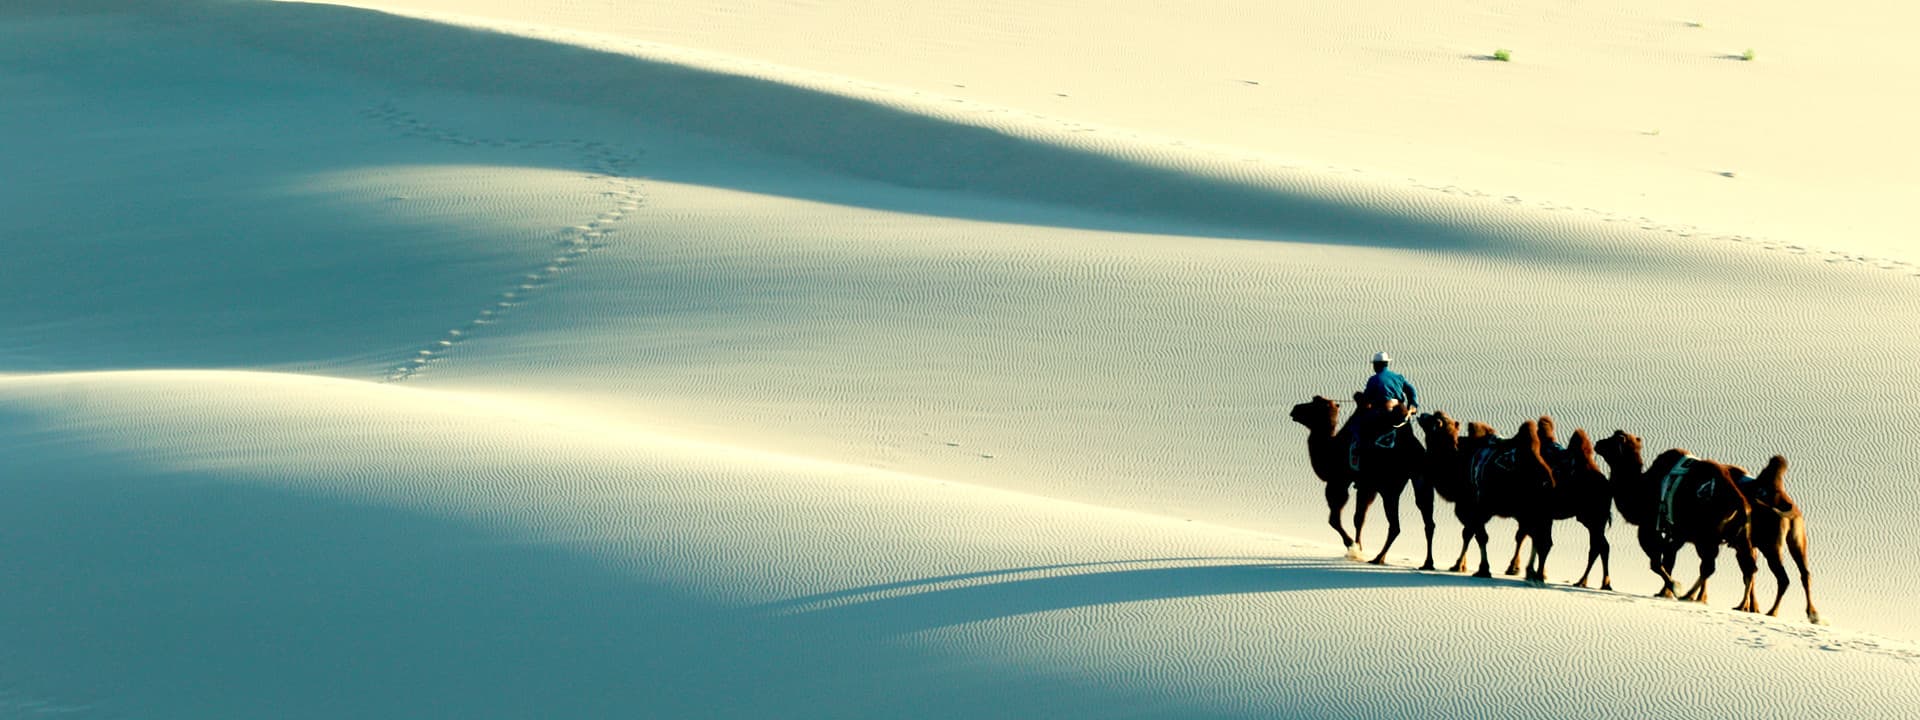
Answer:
1759, 543, 1789, 616
1450, 523, 1474, 573
1788, 519, 1820, 624
1325, 481, 1356, 557
1414, 475, 1438, 571
1528, 520, 1554, 585
1641, 529, 1676, 598
1575, 519, 1612, 590
1504, 525, 1527, 576
1473, 526, 1494, 578
1732, 521, 1758, 613
1683, 542, 1721, 604
1368, 483, 1405, 565
1349, 485, 1379, 561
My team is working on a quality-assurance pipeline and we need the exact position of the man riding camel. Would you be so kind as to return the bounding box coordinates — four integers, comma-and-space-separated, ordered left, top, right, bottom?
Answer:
1362, 351, 1417, 414
1349, 352, 1419, 459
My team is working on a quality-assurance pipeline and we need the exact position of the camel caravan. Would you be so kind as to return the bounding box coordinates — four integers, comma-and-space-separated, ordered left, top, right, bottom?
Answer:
1288, 353, 1819, 624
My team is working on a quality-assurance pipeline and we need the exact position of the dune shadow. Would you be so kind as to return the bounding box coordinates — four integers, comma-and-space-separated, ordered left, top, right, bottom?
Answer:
96, 0, 1613, 260
0, 454, 1175, 718
777, 558, 1483, 635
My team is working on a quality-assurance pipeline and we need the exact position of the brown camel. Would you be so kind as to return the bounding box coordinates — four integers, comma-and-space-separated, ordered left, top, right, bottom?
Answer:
1593, 430, 1758, 608
1415, 412, 1555, 581
1504, 417, 1615, 589
1289, 395, 1436, 567
1726, 456, 1820, 623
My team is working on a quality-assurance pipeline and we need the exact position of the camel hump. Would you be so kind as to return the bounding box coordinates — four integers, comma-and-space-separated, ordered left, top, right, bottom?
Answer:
1760, 455, 1798, 512
1536, 416, 1557, 443
1647, 448, 1693, 478
1569, 428, 1595, 457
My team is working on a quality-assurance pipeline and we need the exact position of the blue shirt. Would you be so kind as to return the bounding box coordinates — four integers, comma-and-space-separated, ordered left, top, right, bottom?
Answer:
1363, 368, 1417, 408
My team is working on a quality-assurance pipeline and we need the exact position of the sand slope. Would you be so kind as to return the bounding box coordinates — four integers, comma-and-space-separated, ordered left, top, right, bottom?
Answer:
3, 1, 1918, 717
3, 371, 1916, 718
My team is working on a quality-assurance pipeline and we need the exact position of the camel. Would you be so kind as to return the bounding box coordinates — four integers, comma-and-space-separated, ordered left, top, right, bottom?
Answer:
1593, 430, 1758, 608
1726, 456, 1820, 623
1415, 412, 1555, 581
1505, 417, 1615, 589
1289, 395, 1436, 567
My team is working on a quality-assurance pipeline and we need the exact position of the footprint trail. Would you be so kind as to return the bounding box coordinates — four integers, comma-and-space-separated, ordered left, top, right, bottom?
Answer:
358, 101, 646, 383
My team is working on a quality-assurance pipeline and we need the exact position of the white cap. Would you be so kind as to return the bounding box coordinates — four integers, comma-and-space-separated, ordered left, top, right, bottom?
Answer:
1372, 351, 1392, 363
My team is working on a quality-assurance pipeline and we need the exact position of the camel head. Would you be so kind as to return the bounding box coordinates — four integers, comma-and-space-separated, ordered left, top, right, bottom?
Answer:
1289, 395, 1340, 432
1593, 429, 1643, 466
1416, 410, 1457, 436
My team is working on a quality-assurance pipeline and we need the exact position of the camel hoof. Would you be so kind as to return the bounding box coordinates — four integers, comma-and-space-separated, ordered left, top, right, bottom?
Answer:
1656, 590, 1676, 600
1448, 563, 1468, 573
1809, 612, 1826, 625
1503, 567, 1521, 577
1601, 581, 1613, 591
1419, 562, 1437, 571
1473, 569, 1493, 579
1344, 545, 1364, 561
1368, 557, 1388, 566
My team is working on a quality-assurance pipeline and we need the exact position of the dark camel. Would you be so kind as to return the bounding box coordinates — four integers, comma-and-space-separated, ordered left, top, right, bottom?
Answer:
1415, 412, 1554, 581
1726, 456, 1821, 623
1506, 417, 1615, 589
1289, 395, 1436, 567
1593, 430, 1758, 608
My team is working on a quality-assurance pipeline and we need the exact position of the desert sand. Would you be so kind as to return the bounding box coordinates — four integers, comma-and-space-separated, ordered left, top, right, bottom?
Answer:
2, 1, 1917, 717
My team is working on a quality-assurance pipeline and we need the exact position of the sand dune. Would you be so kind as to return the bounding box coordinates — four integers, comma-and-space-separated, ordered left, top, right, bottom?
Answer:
3, 370, 1915, 718
3, 1, 1918, 717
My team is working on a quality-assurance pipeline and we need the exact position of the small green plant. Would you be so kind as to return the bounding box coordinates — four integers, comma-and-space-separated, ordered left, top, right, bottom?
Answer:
1492, 48, 1512, 62
1740, 48, 1755, 61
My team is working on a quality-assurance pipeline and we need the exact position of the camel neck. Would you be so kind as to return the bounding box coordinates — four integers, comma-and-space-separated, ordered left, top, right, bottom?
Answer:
1607, 452, 1650, 521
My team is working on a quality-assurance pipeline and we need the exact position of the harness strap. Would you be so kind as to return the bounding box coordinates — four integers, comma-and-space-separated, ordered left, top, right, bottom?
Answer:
1655, 455, 1694, 543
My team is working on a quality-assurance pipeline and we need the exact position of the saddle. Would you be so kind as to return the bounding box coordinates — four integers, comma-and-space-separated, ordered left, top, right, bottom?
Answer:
1466, 445, 1516, 503
1345, 415, 1411, 472
1655, 456, 1716, 544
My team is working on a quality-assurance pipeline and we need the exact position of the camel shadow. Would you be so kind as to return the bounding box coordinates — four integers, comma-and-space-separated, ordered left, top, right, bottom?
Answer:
772, 558, 1483, 635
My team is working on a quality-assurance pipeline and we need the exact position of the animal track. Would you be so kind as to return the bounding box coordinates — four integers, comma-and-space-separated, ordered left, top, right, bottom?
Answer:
359, 102, 647, 382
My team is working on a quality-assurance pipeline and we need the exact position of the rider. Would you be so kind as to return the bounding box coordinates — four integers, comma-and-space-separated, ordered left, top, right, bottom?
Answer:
1362, 351, 1418, 415
1346, 351, 1419, 467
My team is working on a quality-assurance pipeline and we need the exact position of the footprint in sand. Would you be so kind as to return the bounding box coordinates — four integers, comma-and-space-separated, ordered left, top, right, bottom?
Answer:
365, 102, 649, 383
